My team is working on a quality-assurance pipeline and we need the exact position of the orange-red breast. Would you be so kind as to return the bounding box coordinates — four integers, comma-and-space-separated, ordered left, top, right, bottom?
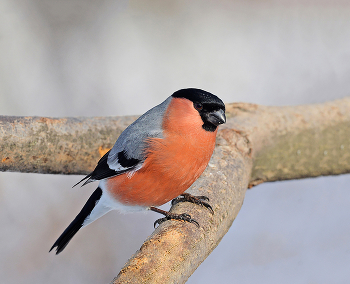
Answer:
50, 88, 226, 254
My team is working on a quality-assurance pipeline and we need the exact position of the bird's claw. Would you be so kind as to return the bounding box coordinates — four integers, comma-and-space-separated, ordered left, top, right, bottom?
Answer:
171, 193, 214, 214
154, 212, 199, 228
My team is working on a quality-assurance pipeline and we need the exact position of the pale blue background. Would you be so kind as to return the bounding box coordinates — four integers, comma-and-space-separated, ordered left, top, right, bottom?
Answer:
0, 1, 349, 283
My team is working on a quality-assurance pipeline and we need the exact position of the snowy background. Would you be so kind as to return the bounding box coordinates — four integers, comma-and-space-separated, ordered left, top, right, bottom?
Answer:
1, 1, 350, 283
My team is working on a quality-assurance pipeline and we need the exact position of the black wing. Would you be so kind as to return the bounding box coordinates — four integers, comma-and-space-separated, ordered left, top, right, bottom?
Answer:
73, 150, 141, 187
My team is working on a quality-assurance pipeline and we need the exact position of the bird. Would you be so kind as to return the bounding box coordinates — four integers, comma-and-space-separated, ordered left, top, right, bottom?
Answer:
50, 88, 226, 254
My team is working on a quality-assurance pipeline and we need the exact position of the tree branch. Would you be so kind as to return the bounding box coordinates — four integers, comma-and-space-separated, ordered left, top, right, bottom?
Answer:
226, 98, 350, 186
0, 115, 137, 174
1, 97, 349, 283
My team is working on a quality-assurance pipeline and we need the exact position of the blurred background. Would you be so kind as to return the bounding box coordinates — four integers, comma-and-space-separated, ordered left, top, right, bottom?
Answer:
1, 0, 350, 283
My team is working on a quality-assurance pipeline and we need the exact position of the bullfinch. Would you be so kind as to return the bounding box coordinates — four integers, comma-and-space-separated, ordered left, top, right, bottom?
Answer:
50, 88, 226, 254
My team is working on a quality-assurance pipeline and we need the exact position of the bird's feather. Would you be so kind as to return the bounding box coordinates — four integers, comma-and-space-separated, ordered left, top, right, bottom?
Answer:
73, 97, 172, 187
49, 187, 103, 254
73, 150, 140, 187
107, 96, 171, 171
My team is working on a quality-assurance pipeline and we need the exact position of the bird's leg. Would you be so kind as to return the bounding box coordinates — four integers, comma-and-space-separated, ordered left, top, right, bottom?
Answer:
150, 206, 199, 228
171, 193, 214, 214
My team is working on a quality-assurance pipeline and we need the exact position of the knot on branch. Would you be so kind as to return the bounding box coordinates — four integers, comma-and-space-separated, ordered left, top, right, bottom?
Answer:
217, 128, 252, 157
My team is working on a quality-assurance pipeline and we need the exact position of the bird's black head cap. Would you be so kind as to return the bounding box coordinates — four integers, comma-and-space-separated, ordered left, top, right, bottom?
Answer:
172, 88, 226, 132
172, 88, 224, 107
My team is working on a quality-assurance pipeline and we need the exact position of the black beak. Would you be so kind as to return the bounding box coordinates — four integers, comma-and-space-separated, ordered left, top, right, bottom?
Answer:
207, 109, 226, 126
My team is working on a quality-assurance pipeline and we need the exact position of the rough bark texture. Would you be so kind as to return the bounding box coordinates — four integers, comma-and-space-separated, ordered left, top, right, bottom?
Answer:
224, 98, 350, 186
0, 116, 137, 175
1, 97, 349, 283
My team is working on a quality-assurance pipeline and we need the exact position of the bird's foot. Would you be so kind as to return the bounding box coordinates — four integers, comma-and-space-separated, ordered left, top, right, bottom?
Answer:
150, 207, 199, 228
171, 193, 214, 214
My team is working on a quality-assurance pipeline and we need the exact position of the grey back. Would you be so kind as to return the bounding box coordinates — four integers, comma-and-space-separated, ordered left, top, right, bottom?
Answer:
107, 96, 172, 171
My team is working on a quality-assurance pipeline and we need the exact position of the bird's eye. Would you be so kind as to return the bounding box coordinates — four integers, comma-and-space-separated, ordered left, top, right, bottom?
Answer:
194, 102, 203, 111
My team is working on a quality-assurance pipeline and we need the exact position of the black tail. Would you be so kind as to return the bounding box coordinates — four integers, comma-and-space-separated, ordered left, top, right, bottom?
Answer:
50, 187, 103, 254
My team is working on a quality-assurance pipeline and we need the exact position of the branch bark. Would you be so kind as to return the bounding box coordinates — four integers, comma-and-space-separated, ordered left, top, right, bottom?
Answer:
0, 116, 137, 174
1, 97, 350, 283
